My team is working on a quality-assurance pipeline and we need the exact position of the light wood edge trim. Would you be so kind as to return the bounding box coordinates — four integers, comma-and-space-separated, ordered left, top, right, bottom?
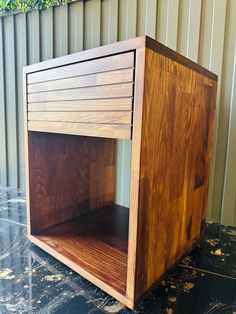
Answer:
28, 235, 134, 310
24, 37, 145, 74
126, 47, 146, 301
23, 35, 217, 81
27, 54, 135, 85
28, 121, 132, 140
23, 70, 31, 238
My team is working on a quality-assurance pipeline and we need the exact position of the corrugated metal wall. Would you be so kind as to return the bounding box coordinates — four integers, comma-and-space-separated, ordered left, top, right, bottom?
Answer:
0, 0, 236, 224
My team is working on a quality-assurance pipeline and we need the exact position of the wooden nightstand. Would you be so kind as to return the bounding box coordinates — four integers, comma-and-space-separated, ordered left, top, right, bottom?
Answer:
23, 36, 217, 309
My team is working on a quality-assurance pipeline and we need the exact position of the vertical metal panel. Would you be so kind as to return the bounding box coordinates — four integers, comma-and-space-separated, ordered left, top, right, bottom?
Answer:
0, 0, 236, 224
54, 5, 68, 57
198, 0, 228, 222
118, 0, 137, 40
15, 13, 27, 189
221, 0, 236, 225
68, 1, 84, 53
0, 19, 7, 186
101, 0, 118, 45
40, 7, 53, 61
210, 0, 236, 220
117, 0, 127, 40
177, 0, 202, 61
156, 0, 179, 49
3, 16, 18, 187
198, 0, 215, 68
137, 0, 157, 38
125, 0, 137, 38
27, 11, 40, 64
222, 41, 236, 225
84, 0, 101, 49
198, 0, 227, 74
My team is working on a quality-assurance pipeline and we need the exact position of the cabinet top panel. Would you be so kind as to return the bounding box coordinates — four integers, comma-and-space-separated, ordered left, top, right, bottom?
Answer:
24, 36, 217, 81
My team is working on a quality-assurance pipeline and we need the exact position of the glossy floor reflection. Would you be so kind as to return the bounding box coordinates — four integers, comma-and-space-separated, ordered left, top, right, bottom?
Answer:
0, 186, 235, 314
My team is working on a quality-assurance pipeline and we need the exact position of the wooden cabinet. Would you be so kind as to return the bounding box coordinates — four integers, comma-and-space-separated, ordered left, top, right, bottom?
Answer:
24, 36, 217, 309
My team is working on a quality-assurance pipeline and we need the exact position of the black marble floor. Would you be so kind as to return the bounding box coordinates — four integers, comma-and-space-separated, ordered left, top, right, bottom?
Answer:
0, 186, 235, 314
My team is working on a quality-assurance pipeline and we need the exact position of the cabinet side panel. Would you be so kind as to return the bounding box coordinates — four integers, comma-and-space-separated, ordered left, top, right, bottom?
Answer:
24, 70, 32, 237
126, 47, 146, 302
135, 48, 217, 299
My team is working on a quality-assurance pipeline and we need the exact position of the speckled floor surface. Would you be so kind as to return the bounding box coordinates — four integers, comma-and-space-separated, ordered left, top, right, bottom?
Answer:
0, 186, 235, 314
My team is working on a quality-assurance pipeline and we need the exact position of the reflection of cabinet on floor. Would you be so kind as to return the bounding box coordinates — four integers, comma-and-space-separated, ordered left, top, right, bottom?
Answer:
24, 36, 217, 310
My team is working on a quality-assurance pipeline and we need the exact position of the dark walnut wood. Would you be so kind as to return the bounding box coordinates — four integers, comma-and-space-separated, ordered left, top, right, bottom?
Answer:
35, 204, 129, 294
134, 48, 217, 302
28, 132, 116, 233
24, 36, 217, 309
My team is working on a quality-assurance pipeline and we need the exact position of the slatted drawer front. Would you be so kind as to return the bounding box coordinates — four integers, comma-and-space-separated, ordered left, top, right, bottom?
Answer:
27, 52, 135, 139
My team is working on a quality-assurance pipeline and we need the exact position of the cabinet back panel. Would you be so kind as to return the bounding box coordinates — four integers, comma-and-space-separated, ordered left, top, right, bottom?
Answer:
28, 132, 116, 233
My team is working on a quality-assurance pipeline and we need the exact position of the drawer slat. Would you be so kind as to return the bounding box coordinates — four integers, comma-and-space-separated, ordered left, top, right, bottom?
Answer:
28, 121, 131, 140
28, 52, 134, 84
28, 68, 134, 94
28, 111, 132, 124
27, 98, 133, 112
27, 51, 135, 140
28, 83, 133, 103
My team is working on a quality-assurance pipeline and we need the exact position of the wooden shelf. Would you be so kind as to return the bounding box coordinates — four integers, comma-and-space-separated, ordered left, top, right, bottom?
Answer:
33, 204, 129, 295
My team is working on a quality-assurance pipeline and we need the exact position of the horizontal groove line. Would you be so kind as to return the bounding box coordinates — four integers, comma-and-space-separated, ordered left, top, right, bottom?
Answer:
28, 98, 133, 103
27, 80, 134, 94
28, 66, 135, 86
27, 96, 134, 104
27, 50, 136, 77
28, 110, 133, 113
28, 110, 132, 112
28, 120, 133, 126
27, 82, 134, 96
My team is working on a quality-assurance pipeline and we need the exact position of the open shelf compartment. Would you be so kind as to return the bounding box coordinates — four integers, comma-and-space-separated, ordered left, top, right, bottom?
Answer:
28, 131, 131, 295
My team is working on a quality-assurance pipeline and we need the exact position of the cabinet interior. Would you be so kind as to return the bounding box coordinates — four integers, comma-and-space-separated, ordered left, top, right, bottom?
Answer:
28, 131, 132, 294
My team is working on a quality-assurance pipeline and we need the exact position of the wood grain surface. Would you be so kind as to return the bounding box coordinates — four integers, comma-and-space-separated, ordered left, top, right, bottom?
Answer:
35, 204, 129, 294
28, 68, 134, 93
27, 98, 133, 112
28, 121, 131, 139
134, 48, 217, 300
28, 132, 116, 233
28, 111, 132, 124
28, 98, 132, 112
28, 82, 134, 103
27, 52, 134, 84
